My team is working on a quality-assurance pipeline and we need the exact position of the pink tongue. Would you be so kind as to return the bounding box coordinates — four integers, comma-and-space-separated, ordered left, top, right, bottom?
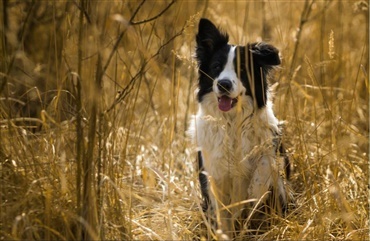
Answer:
218, 96, 232, 112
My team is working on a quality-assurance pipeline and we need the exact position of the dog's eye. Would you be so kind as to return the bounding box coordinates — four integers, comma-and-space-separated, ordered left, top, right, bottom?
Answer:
212, 63, 222, 72
236, 68, 245, 75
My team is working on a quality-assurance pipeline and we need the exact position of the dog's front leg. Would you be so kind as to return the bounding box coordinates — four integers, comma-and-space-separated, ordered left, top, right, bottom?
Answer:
248, 156, 275, 203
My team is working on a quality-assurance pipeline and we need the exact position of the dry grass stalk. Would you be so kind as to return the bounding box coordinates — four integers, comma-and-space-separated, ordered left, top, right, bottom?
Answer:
0, 1, 368, 240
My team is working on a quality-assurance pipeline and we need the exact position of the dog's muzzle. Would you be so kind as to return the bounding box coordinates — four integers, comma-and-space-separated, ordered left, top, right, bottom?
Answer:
217, 79, 238, 112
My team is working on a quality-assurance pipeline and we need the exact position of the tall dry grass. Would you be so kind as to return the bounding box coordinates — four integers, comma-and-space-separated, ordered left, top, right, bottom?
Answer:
0, 1, 368, 240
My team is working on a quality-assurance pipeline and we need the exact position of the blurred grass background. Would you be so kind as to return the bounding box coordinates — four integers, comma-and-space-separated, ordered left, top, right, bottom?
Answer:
0, 0, 368, 240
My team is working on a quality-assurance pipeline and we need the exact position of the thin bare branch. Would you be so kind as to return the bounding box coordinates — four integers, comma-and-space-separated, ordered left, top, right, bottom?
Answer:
105, 22, 186, 114
130, 0, 176, 26
129, 0, 146, 23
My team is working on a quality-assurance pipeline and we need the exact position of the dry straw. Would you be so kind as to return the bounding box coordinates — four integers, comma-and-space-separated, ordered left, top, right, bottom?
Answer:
0, 1, 368, 240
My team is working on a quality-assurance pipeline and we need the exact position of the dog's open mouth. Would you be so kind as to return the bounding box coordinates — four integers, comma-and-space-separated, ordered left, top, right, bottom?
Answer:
218, 96, 238, 112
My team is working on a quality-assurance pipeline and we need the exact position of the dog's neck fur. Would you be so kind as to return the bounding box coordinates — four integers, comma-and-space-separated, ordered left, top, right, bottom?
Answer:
190, 97, 280, 179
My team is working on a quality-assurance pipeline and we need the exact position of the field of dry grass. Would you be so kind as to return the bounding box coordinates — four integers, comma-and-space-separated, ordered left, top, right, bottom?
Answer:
0, 0, 369, 240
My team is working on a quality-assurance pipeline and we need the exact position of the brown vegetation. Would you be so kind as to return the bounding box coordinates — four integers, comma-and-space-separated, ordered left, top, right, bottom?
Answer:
0, 0, 368, 240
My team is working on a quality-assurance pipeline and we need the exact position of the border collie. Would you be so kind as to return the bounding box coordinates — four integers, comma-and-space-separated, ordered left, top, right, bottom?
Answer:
189, 18, 290, 238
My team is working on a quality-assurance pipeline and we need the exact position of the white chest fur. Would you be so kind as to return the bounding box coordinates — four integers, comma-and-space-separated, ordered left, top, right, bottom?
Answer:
189, 94, 282, 201
191, 98, 279, 173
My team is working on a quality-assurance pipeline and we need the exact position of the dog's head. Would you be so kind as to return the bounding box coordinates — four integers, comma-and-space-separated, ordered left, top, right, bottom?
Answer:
195, 18, 280, 112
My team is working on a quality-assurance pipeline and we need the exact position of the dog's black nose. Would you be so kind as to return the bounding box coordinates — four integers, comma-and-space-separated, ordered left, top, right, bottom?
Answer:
217, 79, 233, 93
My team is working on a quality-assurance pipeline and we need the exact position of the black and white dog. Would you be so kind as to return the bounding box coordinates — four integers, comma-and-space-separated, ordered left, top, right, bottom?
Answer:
189, 18, 290, 237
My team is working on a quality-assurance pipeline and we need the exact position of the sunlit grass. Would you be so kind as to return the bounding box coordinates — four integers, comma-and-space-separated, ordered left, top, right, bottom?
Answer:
0, 1, 368, 240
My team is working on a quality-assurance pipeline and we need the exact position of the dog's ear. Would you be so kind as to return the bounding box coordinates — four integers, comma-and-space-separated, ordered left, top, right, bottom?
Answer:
249, 42, 281, 66
247, 42, 280, 109
196, 18, 228, 57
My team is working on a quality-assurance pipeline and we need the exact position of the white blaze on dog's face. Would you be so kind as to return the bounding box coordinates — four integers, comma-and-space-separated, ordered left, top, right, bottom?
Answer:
213, 46, 247, 112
